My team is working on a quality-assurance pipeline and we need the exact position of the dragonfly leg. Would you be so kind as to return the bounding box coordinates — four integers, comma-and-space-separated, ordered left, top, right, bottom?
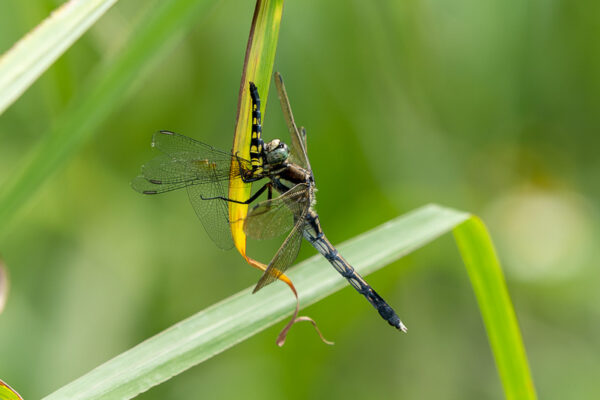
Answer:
201, 182, 272, 205
236, 152, 265, 183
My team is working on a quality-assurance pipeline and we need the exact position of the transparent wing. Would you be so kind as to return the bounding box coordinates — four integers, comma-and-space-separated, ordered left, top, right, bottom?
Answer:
131, 131, 251, 249
244, 183, 310, 240
187, 182, 234, 250
249, 183, 311, 292
299, 126, 307, 153
274, 72, 310, 170
252, 207, 308, 292
131, 175, 188, 194
153, 130, 234, 161
133, 130, 251, 187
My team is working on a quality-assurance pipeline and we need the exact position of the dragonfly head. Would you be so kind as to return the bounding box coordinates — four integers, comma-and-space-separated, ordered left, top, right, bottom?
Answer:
264, 139, 289, 165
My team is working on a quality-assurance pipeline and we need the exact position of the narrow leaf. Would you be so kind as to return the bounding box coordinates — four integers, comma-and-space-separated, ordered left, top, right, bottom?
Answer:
0, 379, 23, 400
0, 0, 218, 237
0, 0, 119, 115
453, 216, 537, 400
229, 0, 284, 257
42, 204, 473, 400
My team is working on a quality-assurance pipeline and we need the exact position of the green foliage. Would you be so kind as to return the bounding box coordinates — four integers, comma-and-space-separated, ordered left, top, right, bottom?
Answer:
0, 379, 23, 400
41, 205, 534, 400
4, 0, 597, 398
0, 0, 219, 237
0, 0, 120, 115
454, 217, 536, 400
230, 0, 284, 256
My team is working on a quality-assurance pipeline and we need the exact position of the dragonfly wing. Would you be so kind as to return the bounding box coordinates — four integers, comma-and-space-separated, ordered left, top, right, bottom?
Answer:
132, 172, 235, 250
299, 126, 307, 153
274, 73, 311, 170
244, 197, 294, 240
132, 131, 252, 249
132, 131, 252, 190
139, 130, 252, 185
244, 183, 310, 240
187, 182, 234, 250
131, 175, 188, 194
152, 130, 232, 161
252, 208, 308, 292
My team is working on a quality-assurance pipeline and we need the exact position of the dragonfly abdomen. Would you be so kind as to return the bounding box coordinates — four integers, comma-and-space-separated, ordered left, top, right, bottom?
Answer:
249, 82, 265, 175
303, 212, 407, 332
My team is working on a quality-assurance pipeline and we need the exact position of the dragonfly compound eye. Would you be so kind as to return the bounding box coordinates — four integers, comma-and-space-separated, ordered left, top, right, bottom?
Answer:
265, 140, 289, 165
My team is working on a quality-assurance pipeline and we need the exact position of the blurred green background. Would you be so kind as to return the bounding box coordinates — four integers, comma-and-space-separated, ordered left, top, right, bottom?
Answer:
1, 0, 599, 398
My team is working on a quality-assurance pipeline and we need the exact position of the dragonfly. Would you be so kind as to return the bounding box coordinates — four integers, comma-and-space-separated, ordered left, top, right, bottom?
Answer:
132, 73, 407, 332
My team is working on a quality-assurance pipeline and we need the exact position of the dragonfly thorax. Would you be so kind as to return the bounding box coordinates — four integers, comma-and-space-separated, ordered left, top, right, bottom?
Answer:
264, 139, 289, 166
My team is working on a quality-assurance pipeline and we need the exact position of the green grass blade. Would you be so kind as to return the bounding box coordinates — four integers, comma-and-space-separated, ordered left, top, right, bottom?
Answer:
0, 0, 119, 115
0, 378, 24, 400
0, 0, 217, 238
0, 259, 7, 314
41, 204, 471, 399
229, 0, 284, 254
41, 205, 536, 399
454, 216, 537, 400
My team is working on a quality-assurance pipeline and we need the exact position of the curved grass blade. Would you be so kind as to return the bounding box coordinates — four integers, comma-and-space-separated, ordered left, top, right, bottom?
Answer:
454, 216, 537, 400
0, 379, 23, 400
41, 204, 535, 400
228, 0, 284, 258
222, 0, 317, 342
0, 0, 218, 238
0, 0, 119, 115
